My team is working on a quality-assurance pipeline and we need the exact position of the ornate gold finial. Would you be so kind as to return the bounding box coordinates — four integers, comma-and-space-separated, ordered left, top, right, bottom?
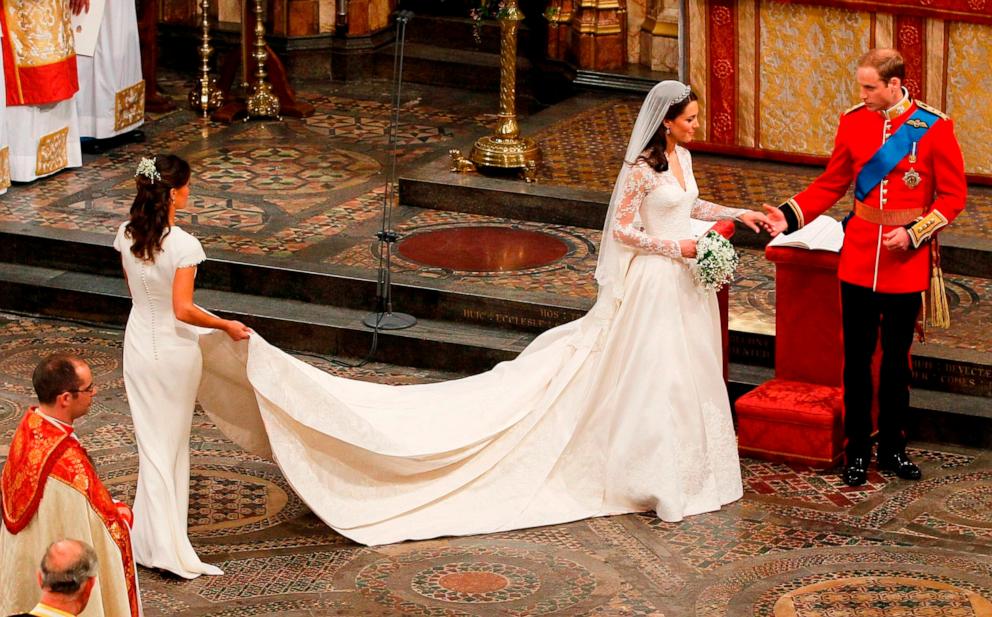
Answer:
245, 0, 281, 120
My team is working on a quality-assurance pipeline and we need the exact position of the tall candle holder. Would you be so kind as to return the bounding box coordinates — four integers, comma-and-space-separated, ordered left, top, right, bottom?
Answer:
468, 0, 540, 171
245, 0, 280, 119
188, 0, 223, 116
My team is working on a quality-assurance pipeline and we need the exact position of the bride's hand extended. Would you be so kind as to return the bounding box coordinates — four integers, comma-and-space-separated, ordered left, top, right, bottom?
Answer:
679, 239, 697, 258
737, 210, 768, 233
759, 204, 789, 236
224, 320, 252, 341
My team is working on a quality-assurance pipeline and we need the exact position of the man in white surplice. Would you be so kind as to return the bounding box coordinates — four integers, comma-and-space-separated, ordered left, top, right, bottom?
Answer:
71, 0, 145, 147
2, 0, 83, 181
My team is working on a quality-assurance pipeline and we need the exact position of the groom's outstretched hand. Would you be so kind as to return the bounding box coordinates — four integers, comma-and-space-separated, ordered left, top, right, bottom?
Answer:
737, 210, 768, 233
759, 204, 789, 237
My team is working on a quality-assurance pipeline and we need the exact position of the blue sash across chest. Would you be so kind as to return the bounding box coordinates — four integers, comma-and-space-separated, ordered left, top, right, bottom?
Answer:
854, 106, 939, 201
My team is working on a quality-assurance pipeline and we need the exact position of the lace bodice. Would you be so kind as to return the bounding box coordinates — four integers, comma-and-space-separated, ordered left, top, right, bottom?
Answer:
612, 146, 745, 258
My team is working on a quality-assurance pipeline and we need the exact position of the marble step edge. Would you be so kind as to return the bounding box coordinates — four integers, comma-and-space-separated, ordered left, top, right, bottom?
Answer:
0, 226, 588, 333
728, 363, 992, 449
0, 268, 985, 448
0, 263, 988, 399
0, 265, 529, 375
398, 168, 992, 277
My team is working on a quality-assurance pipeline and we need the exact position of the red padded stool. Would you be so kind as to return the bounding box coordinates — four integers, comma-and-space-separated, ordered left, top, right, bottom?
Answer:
736, 378, 844, 468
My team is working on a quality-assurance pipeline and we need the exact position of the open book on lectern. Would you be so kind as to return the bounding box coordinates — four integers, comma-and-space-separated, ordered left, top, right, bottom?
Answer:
767, 214, 844, 252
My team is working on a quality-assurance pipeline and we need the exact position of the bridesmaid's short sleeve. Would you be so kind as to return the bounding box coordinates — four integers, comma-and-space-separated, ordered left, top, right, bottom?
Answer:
113, 222, 128, 253
175, 232, 207, 269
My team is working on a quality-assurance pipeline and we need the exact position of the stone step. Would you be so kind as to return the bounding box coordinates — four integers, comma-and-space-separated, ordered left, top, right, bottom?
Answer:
0, 263, 525, 374
403, 14, 543, 58
2, 262, 986, 447
399, 155, 992, 278
375, 42, 534, 95
1, 228, 988, 399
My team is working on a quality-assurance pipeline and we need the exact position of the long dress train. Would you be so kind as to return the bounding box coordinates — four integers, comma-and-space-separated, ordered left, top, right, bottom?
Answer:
198, 146, 744, 545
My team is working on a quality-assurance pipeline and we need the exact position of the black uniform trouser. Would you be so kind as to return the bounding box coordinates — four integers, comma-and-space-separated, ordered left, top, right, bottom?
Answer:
840, 281, 921, 461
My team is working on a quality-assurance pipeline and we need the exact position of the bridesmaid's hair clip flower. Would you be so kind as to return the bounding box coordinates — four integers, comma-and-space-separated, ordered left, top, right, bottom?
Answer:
135, 157, 162, 183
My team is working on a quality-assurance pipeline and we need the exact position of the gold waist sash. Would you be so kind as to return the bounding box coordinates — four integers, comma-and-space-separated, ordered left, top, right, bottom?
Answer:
854, 201, 919, 226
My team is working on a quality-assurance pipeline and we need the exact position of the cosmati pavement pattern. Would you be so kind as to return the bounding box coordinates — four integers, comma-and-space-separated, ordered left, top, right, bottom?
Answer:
0, 312, 990, 616
0, 78, 989, 351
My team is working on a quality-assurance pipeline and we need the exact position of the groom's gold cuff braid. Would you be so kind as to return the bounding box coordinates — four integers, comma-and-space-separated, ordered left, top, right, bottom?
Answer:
778, 198, 803, 233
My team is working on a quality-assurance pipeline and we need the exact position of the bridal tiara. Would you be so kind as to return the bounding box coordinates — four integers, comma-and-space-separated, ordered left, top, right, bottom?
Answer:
673, 84, 692, 104
135, 157, 162, 183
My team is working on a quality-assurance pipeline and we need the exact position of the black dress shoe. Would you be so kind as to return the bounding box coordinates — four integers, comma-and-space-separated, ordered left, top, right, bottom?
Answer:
842, 456, 869, 486
877, 451, 922, 480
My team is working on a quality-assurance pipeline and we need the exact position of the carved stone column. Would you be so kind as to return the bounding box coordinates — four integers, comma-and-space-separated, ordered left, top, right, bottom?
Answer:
639, 0, 678, 72
569, 0, 627, 71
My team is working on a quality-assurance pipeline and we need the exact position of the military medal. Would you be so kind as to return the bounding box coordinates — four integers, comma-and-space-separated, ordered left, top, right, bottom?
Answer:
903, 168, 921, 188
904, 141, 920, 188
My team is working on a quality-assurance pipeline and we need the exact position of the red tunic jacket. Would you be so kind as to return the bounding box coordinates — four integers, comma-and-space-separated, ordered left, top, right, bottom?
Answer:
778, 98, 966, 293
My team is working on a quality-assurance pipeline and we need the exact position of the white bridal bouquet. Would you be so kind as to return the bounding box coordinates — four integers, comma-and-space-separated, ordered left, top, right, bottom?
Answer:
693, 231, 739, 291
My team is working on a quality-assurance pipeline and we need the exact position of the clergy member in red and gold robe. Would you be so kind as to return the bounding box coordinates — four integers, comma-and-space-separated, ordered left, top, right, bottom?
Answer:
1, 354, 139, 617
0, 0, 82, 181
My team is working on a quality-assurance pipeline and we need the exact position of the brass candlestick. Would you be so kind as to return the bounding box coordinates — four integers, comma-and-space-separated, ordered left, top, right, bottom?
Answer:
188, 0, 223, 116
469, 0, 540, 170
245, 0, 280, 119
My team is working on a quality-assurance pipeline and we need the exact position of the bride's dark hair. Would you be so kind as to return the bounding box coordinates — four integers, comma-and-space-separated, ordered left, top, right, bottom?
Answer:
637, 91, 698, 173
126, 154, 191, 262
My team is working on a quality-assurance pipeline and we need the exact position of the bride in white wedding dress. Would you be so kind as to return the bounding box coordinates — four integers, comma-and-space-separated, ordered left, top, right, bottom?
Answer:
198, 81, 766, 546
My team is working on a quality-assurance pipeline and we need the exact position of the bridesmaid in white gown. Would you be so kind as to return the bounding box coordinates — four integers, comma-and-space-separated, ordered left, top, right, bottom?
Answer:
114, 155, 251, 578
197, 82, 767, 545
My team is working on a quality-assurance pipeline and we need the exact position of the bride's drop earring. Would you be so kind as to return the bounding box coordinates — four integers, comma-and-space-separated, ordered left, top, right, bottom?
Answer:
665, 126, 671, 135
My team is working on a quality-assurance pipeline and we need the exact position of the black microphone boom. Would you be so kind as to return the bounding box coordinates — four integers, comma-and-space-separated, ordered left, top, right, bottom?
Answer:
362, 10, 416, 330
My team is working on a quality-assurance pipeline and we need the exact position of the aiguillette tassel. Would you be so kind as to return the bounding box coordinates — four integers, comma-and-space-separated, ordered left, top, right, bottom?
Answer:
928, 241, 951, 329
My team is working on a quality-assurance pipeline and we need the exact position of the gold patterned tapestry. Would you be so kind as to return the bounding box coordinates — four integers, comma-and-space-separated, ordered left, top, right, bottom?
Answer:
758, 1, 870, 155
945, 22, 992, 176
1, 0, 78, 105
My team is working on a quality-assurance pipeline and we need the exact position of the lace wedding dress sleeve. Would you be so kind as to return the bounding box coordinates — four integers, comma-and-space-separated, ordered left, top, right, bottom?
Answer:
611, 163, 683, 259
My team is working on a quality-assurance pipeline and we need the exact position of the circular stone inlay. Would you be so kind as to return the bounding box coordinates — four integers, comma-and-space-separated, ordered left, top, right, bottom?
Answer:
0, 345, 119, 381
945, 485, 992, 524
438, 572, 509, 593
105, 467, 296, 537
410, 562, 539, 603
773, 576, 992, 617
397, 226, 569, 272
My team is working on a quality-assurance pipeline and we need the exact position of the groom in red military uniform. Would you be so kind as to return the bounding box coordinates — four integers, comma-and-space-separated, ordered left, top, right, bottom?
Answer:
763, 48, 967, 486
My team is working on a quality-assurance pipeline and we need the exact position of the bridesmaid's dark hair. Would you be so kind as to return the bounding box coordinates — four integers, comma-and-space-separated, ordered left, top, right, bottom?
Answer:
637, 91, 698, 173
126, 154, 191, 262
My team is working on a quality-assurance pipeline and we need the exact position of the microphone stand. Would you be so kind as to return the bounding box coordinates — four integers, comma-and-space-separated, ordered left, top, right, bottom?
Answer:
362, 10, 416, 330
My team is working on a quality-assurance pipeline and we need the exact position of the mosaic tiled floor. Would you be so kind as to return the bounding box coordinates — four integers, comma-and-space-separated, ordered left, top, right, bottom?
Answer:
0, 75, 989, 348
1, 312, 990, 616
